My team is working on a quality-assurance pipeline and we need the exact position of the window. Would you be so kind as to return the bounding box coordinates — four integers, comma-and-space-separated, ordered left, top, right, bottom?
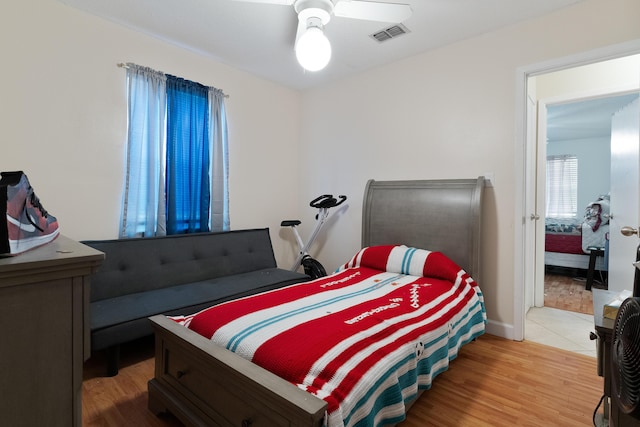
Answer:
546, 155, 578, 218
120, 64, 229, 237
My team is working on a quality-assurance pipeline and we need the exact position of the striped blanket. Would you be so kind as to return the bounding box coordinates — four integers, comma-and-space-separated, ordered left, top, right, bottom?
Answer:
173, 245, 486, 427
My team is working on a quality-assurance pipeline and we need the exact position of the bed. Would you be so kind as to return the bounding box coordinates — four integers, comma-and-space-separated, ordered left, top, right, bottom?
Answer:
544, 196, 609, 271
147, 177, 486, 427
544, 217, 590, 269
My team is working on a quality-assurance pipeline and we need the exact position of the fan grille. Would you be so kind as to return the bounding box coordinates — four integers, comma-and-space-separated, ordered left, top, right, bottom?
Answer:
612, 297, 640, 419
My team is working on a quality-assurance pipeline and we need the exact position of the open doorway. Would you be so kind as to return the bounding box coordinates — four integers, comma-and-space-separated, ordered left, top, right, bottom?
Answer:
514, 47, 640, 350
540, 92, 639, 306
525, 90, 640, 356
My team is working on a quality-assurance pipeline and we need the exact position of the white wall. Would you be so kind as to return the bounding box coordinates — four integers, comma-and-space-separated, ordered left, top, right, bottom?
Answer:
535, 56, 640, 213
0, 0, 302, 264
535, 55, 640, 101
296, 0, 640, 337
3, 0, 640, 338
547, 136, 611, 213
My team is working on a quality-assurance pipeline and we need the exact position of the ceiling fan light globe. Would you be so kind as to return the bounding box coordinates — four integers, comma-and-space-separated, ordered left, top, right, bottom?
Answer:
295, 27, 331, 72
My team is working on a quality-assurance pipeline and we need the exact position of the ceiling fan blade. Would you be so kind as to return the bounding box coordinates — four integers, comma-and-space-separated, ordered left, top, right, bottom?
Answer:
294, 18, 306, 48
333, 1, 412, 23
231, 0, 294, 5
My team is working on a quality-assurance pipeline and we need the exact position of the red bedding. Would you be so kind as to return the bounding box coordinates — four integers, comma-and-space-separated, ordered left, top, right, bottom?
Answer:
545, 232, 583, 254
172, 245, 486, 427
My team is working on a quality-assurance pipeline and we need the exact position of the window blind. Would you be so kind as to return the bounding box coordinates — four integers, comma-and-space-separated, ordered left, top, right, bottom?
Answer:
546, 155, 578, 218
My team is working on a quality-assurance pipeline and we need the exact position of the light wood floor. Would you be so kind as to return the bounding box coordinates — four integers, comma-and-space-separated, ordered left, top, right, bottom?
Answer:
83, 334, 604, 427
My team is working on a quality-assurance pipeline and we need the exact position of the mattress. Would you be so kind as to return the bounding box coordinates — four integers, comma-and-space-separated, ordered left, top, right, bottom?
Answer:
545, 218, 583, 254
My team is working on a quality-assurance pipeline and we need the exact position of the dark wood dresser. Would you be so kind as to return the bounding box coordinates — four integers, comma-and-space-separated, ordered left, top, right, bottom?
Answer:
0, 236, 104, 427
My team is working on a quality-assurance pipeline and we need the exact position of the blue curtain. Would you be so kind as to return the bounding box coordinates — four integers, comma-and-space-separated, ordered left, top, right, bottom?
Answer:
120, 65, 167, 237
120, 64, 229, 238
165, 75, 210, 234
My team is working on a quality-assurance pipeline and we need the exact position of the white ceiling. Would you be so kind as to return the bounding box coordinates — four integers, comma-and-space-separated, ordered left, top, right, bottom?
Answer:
547, 93, 640, 142
56, 0, 584, 90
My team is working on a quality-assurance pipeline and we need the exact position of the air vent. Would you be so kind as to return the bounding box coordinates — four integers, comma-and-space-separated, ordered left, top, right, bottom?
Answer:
370, 23, 410, 43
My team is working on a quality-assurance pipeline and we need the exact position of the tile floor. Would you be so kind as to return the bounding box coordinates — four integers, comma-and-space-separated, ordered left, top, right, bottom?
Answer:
525, 306, 597, 358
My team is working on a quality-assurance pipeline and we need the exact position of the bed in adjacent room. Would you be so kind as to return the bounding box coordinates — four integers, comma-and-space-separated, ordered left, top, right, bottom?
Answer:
544, 195, 609, 271
147, 177, 486, 427
544, 217, 589, 269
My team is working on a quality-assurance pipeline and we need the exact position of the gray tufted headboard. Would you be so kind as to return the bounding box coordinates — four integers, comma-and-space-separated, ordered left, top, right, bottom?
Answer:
361, 177, 484, 279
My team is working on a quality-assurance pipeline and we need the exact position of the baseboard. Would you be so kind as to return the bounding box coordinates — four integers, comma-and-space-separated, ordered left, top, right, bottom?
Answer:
485, 319, 516, 340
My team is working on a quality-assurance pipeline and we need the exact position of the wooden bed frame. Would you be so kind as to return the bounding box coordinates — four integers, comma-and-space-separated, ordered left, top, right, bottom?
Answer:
148, 177, 485, 427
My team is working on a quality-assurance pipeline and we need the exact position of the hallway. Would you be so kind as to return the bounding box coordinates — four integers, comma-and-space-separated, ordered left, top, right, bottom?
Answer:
524, 268, 603, 358
525, 306, 596, 358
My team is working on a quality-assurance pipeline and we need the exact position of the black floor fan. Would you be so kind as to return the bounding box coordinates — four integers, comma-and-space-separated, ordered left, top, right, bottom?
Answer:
610, 248, 640, 427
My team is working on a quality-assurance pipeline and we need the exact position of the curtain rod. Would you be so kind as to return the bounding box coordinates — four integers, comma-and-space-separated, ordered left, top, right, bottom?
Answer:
117, 63, 229, 98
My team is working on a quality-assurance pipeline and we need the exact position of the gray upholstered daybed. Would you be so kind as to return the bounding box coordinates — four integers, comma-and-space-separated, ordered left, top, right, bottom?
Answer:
82, 228, 309, 376
147, 177, 485, 426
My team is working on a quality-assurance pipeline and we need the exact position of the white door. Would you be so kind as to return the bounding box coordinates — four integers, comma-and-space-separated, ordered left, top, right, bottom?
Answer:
533, 99, 547, 307
523, 93, 541, 311
608, 97, 640, 293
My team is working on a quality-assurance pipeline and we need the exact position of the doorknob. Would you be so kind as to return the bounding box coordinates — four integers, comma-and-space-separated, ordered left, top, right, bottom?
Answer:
530, 214, 540, 220
621, 226, 639, 236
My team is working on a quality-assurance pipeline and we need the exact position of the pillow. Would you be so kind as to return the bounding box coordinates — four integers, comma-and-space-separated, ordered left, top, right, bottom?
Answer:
339, 245, 472, 284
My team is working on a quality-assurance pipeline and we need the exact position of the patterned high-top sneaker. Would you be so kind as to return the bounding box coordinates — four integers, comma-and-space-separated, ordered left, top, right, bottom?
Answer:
0, 171, 60, 255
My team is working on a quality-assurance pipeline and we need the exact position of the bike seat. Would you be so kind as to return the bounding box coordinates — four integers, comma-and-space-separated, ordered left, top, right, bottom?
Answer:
281, 220, 301, 227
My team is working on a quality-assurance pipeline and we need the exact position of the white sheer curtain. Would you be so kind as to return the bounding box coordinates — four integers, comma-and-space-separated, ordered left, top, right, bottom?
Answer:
120, 64, 167, 237
209, 87, 230, 231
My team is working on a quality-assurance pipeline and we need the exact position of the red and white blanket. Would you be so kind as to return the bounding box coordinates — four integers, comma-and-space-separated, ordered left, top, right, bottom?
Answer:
173, 245, 486, 427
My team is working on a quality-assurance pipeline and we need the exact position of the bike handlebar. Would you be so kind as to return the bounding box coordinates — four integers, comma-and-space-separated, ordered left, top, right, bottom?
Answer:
310, 194, 347, 209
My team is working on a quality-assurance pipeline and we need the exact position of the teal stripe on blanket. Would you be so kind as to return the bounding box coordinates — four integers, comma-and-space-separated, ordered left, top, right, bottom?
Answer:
343, 331, 449, 427
226, 274, 403, 352
342, 307, 485, 427
448, 299, 484, 343
401, 247, 417, 275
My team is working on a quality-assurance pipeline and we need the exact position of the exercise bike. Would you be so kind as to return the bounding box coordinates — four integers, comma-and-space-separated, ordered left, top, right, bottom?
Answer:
281, 194, 347, 279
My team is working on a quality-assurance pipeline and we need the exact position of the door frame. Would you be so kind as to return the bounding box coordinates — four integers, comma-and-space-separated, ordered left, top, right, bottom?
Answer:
513, 39, 640, 341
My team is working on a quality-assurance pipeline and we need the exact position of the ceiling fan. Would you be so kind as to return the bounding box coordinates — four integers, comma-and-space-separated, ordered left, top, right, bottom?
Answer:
232, 0, 413, 71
